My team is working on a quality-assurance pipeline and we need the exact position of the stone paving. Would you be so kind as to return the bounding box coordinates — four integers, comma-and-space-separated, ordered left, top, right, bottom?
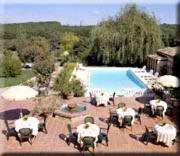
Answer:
0, 96, 179, 155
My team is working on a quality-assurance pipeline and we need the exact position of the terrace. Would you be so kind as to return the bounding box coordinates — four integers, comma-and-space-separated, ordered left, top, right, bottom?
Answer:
0, 2, 179, 156
0, 95, 179, 155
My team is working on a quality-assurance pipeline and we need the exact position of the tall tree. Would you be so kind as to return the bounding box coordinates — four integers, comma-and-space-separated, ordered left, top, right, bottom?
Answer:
88, 4, 162, 66
16, 36, 50, 63
59, 32, 80, 61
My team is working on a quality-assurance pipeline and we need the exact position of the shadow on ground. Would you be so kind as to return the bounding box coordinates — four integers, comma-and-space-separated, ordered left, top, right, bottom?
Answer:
0, 108, 30, 120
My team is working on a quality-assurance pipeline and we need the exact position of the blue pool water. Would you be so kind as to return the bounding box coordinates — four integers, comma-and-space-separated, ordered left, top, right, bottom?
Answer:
89, 68, 147, 94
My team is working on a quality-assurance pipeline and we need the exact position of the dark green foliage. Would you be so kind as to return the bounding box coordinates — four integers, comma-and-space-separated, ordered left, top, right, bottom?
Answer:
3, 39, 17, 51
54, 63, 85, 98
16, 36, 50, 63
54, 63, 76, 98
54, 63, 75, 98
88, 4, 162, 66
2, 51, 22, 77
71, 78, 85, 97
73, 37, 91, 64
160, 24, 178, 47
173, 51, 180, 78
0, 22, 92, 50
0, 14, 178, 67
0, 22, 92, 40
0, 22, 93, 65
0, 22, 61, 40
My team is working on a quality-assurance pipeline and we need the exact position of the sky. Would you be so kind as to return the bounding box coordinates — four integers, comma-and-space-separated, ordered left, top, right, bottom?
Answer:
0, 0, 178, 25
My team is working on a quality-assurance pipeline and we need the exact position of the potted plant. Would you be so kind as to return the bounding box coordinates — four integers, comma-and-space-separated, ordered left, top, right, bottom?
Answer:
61, 83, 74, 99
71, 78, 85, 97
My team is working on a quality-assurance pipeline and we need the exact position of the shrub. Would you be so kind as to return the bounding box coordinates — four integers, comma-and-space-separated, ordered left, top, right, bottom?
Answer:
54, 63, 85, 98
71, 78, 85, 97
54, 63, 76, 98
2, 52, 22, 77
17, 37, 50, 63
54, 63, 76, 91
60, 82, 73, 98
20, 45, 44, 63
33, 53, 55, 76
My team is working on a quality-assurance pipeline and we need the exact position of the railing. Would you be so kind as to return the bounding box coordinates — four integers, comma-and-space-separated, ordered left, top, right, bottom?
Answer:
75, 67, 156, 98
118, 88, 155, 97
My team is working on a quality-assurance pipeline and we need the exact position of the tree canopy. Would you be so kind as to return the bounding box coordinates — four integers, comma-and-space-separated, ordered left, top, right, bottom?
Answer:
87, 5, 163, 66
60, 32, 80, 52
16, 36, 50, 63
160, 24, 178, 47
0, 5, 178, 67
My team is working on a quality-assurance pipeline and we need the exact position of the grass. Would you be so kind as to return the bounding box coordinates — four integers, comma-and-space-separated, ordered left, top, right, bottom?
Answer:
0, 52, 36, 87
0, 70, 36, 87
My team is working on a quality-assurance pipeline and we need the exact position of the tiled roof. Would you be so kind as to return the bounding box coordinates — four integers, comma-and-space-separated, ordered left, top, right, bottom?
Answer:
147, 54, 167, 60
157, 47, 179, 57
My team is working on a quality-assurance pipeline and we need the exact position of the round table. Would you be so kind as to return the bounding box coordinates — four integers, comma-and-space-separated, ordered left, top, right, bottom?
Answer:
154, 123, 177, 146
15, 117, 39, 136
149, 100, 167, 116
77, 123, 100, 146
116, 108, 136, 125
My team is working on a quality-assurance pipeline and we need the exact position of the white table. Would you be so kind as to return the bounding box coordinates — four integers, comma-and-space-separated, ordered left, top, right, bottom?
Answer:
77, 123, 100, 146
116, 108, 136, 125
96, 94, 109, 106
154, 124, 177, 146
150, 100, 167, 116
15, 117, 39, 136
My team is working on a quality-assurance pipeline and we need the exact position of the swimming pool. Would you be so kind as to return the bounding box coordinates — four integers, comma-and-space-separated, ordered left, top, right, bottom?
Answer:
88, 67, 147, 95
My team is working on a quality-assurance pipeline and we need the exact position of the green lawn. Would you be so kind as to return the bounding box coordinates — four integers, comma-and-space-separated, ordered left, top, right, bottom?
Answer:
0, 70, 36, 87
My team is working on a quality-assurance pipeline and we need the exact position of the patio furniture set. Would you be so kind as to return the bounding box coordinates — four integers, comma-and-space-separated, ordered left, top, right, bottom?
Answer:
65, 116, 110, 153
114, 106, 177, 148
2, 90, 178, 154
3, 114, 47, 146
144, 98, 169, 119
89, 91, 115, 106
88, 90, 178, 150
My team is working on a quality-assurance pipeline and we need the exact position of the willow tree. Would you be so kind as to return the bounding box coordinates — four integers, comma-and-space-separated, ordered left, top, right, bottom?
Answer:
88, 4, 162, 66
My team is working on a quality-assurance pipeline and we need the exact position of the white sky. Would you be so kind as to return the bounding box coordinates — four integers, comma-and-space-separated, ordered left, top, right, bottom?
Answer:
0, 0, 179, 4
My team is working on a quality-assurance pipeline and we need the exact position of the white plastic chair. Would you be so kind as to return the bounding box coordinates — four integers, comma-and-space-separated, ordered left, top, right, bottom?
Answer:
154, 72, 159, 78
149, 69, 154, 75
137, 66, 146, 73
142, 66, 146, 71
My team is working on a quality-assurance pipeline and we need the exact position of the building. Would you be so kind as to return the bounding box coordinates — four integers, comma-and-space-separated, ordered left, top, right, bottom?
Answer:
147, 47, 179, 75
